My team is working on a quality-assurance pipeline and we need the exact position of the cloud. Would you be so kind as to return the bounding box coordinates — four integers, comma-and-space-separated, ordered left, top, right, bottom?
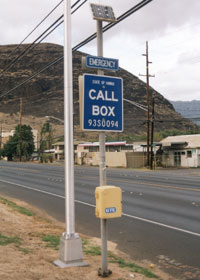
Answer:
0, 0, 63, 45
0, 0, 200, 101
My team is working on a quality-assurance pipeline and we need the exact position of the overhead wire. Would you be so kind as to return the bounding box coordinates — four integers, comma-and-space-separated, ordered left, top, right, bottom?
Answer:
0, 15, 64, 78
71, 0, 87, 14
1, 82, 64, 104
0, 0, 153, 100
0, 56, 63, 98
1, 93, 195, 125
0, 0, 88, 78
1, 0, 64, 68
71, 0, 84, 9
71, 0, 87, 9
2, 0, 197, 130
2, 1, 195, 139
73, 0, 153, 51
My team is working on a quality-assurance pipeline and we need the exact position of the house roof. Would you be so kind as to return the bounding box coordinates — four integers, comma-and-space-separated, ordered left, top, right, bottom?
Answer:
161, 134, 200, 148
78, 141, 127, 147
52, 141, 64, 146
52, 141, 90, 146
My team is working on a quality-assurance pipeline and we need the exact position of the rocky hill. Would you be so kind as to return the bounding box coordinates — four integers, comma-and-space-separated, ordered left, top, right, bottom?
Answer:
0, 43, 198, 141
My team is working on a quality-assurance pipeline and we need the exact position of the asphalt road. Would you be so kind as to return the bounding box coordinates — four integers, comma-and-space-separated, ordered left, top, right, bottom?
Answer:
0, 161, 199, 279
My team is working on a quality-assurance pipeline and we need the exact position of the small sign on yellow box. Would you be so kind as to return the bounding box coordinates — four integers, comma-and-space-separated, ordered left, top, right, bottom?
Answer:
95, 185, 122, 219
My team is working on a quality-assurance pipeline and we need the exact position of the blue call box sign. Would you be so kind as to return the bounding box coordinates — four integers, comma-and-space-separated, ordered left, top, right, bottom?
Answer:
86, 55, 119, 71
82, 74, 123, 132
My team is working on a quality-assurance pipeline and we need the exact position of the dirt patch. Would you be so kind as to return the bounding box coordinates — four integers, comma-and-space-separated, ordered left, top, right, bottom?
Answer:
0, 195, 173, 280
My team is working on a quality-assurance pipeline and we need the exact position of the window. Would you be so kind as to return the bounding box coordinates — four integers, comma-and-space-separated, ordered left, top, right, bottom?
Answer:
187, 151, 192, 158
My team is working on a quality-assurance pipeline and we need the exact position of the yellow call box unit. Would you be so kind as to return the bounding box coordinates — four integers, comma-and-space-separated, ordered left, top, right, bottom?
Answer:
95, 185, 122, 219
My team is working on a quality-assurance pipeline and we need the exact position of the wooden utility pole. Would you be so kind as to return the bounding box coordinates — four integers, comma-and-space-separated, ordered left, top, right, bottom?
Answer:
19, 97, 23, 162
47, 122, 51, 150
150, 97, 155, 170
0, 124, 2, 149
139, 41, 155, 168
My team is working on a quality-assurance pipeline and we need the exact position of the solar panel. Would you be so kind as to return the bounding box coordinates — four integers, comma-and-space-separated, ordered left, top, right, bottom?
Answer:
90, 3, 117, 22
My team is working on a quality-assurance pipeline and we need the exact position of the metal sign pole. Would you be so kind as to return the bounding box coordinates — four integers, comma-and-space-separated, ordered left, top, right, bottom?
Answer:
97, 19, 110, 277
64, 0, 75, 239
97, 20, 106, 182
55, 0, 85, 268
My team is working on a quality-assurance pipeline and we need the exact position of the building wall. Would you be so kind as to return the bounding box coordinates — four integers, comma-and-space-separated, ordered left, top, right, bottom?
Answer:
198, 153, 200, 167
32, 130, 39, 150
126, 152, 146, 168
162, 149, 200, 168
54, 144, 64, 161
106, 152, 127, 168
75, 151, 127, 167
75, 151, 148, 168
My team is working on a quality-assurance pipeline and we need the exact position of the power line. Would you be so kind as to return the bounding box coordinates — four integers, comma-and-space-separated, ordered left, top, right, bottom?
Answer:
0, 0, 87, 77
0, 15, 64, 78
73, 0, 153, 51
71, 0, 84, 9
0, 0, 153, 99
1, 86, 63, 104
4, 0, 64, 62
71, 0, 87, 14
0, 56, 63, 98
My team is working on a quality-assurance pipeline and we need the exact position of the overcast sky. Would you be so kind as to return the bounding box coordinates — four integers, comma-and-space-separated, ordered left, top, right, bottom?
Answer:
0, 0, 200, 102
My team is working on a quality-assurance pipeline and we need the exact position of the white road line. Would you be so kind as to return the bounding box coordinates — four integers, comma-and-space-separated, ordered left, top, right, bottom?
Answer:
75, 200, 95, 208
0, 179, 64, 199
122, 213, 200, 238
0, 178, 199, 238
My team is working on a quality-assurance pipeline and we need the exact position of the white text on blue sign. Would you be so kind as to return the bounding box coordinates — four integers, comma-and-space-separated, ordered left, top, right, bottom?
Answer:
89, 89, 118, 117
86, 56, 119, 71
83, 74, 123, 132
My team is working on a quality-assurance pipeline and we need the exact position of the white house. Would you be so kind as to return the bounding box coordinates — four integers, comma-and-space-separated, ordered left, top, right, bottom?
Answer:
52, 141, 64, 161
160, 134, 200, 167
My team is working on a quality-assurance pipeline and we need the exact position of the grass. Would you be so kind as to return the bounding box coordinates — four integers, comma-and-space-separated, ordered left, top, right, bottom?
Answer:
42, 235, 102, 255
42, 235, 60, 250
82, 238, 89, 246
0, 196, 33, 216
0, 233, 30, 254
0, 234, 21, 246
41, 235, 102, 255
82, 239, 159, 278
15, 245, 31, 254
0, 194, 159, 278
83, 244, 101, 256
109, 254, 159, 279
82, 238, 101, 256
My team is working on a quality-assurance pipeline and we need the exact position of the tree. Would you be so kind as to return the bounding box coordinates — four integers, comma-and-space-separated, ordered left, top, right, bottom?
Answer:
40, 122, 54, 152
2, 125, 34, 161
1, 137, 17, 161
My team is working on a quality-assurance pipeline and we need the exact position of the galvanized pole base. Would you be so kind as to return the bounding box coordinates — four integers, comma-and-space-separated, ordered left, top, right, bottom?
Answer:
54, 233, 87, 268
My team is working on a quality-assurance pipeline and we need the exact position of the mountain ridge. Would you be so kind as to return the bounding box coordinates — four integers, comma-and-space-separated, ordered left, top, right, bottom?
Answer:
0, 43, 198, 140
